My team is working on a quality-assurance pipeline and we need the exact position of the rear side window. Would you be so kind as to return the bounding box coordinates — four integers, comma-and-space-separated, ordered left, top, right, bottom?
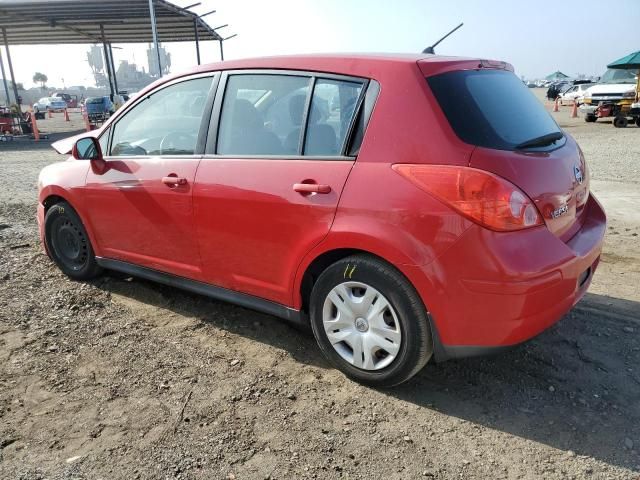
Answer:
306, 79, 363, 155
216, 73, 366, 157
427, 70, 562, 150
217, 74, 311, 155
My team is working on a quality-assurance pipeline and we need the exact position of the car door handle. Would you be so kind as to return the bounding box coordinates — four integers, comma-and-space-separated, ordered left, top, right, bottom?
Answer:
162, 176, 187, 186
293, 183, 331, 194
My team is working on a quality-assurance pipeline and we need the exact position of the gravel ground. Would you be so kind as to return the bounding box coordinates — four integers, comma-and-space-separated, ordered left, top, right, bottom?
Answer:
0, 97, 639, 479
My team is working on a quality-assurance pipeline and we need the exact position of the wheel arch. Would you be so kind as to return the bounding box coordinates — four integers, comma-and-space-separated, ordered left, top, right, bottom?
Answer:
295, 245, 426, 316
40, 188, 102, 257
42, 193, 67, 211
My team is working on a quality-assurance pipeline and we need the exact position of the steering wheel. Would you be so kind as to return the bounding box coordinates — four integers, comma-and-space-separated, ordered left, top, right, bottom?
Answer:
159, 132, 194, 154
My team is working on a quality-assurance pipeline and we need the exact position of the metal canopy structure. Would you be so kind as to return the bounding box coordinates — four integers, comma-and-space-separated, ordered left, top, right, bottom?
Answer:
0, 0, 236, 114
0, 0, 224, 44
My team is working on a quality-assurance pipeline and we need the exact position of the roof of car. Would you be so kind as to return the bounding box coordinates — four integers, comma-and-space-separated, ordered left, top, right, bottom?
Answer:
192, 52, 483, 73
135, 53, 504, 102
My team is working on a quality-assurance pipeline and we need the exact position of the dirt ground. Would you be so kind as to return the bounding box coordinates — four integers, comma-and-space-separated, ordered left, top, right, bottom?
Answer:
0, 96, 639, 480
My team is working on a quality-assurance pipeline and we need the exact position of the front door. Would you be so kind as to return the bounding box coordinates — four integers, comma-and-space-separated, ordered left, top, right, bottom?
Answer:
194, 72, 366, 305
84, 75, 215, 279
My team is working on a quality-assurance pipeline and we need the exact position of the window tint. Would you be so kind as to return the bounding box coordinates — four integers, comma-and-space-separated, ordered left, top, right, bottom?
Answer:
305, 79, 363, 155
110, 76, 213, 156
217, 74, 310, 155
428, 70, 562, 151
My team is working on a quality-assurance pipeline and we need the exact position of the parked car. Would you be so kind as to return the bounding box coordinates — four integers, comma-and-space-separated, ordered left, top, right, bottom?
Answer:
546, 81, 570, 100
33, 96, 68, 113
580, 68, 638, 126
558, 83, 593, 105
84, 96, 115, 122
38, 54, 605, 387
52, 92, 79, 108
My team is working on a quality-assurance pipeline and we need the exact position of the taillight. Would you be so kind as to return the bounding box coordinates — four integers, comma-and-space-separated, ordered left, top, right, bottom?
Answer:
576, 147, 590, 208
392, 164, 543, 232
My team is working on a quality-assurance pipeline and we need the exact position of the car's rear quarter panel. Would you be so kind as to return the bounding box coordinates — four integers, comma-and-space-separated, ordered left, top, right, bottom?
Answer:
292, 59, 476, 308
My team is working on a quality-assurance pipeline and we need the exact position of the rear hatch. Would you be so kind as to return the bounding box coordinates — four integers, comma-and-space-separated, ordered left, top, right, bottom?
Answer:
426, 67, 589, 241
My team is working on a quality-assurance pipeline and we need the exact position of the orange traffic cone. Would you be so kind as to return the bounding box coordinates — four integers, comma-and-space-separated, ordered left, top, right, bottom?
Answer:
64, 108, 70, 122
570, 100, 578, 118
30, 112, 40, 141
553, 97, 559, 112
48, 109, 53, 119
83, 112, 91, 132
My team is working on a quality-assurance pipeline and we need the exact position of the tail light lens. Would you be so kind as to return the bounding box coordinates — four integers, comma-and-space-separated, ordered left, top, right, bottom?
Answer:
392, 164, 543, 232
576, 147, 590, 208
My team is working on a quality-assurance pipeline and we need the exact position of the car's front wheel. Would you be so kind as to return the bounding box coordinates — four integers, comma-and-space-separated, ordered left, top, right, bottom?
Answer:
309, 255, 432, 387
44, 201, 102, 280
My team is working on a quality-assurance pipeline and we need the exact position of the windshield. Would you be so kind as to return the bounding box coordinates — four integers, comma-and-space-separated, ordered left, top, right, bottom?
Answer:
599, 68, 637, 84
428, 69, 562, 151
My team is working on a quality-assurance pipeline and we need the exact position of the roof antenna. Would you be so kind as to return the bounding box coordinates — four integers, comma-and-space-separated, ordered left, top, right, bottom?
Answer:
422, 22, 464, 54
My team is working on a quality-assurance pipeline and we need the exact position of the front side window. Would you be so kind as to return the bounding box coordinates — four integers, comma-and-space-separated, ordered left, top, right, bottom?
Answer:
217, 74, 310, 155
110, 76, 213, 156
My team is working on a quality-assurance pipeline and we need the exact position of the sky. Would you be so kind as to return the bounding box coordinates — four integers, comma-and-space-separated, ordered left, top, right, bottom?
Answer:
3, 0, 640, 90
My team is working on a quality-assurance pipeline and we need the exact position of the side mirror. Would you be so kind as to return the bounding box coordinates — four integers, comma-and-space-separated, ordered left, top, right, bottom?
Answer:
72, 137, 103, 161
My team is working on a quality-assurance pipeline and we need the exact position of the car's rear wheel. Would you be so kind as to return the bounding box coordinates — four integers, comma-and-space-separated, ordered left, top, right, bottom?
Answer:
585, 114, 597, 123
309, 255, 432, 387
44, 201, 102, 280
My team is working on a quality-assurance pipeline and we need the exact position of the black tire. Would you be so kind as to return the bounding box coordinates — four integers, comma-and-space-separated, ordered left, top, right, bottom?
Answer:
635, 117, 640, 128
585, 114, 597, 123
613, 115, 628, 128
44, 201, 102, 280
309, 254, 432, 387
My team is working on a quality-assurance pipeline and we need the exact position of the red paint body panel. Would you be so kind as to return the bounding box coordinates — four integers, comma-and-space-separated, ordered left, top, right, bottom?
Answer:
404, 195, 605, 346
37, 53, 606, 357
84, 157, 202, 278
470, 135, 590, 240
193, 159, 353, 305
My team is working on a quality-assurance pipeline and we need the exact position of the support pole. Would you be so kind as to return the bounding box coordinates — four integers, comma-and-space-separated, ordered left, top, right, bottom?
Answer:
194, 20, 200, 65
148, 0, 162, 77
108, 43, 119, 94
100, 24, 115, 98
219, 39, 224, 61
0, 47, 10, 106
2, 28, 21, 114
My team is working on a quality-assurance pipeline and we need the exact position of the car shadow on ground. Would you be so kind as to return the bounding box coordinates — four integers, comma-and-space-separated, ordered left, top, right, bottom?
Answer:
97, 273, 640, 471
393, 293, 640, 471
97, 272, 327, 369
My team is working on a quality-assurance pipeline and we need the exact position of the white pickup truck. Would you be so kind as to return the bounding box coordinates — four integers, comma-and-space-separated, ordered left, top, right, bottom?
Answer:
580, 68, 638, 127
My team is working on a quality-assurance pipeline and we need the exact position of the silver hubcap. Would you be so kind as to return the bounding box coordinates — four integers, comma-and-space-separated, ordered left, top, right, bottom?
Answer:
322, 281, 402, 371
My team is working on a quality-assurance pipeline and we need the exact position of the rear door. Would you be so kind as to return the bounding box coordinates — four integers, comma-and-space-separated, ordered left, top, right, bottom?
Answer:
193, 71, 367, 305
84, 74, 217, 278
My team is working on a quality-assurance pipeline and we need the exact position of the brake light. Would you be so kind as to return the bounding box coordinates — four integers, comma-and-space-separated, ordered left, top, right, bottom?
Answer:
576, 147, 590, 208
392, 164, 543, 232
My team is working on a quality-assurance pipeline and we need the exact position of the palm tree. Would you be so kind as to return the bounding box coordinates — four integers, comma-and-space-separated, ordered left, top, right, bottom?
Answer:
32, 72, 48, 90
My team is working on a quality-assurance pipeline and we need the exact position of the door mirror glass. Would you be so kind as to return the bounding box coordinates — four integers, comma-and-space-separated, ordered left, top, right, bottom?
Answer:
73, 137, 102, 160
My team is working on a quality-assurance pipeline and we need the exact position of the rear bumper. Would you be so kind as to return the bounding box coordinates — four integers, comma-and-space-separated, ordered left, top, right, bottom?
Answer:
405, 194, 606, 360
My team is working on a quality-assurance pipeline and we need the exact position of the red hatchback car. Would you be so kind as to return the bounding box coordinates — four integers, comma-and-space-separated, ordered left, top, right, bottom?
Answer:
38, 54, 605, 386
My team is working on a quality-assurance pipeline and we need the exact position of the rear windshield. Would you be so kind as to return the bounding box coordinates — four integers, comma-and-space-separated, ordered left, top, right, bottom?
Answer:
427, 69, 562, 151
86, 97, 103, 104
